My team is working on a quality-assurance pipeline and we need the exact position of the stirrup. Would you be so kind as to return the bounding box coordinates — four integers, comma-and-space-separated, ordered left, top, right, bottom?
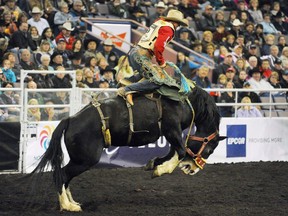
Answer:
125, 93, 134, 106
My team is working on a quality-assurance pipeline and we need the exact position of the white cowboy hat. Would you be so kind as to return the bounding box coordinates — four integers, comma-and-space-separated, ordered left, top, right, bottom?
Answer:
155, 1, 167, 9
102, 38, 114, 46
160, 9, 188, 27
232, 19, 243, 26
61, 22, 75, 31
30, 7, 44, 16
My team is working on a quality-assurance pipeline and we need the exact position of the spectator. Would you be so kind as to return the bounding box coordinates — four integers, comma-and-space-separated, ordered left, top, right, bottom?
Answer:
235, 58, 247, 74
8, 22, 37, 51
75, 69, 87, 88
199, 5, 216, 32
84, 38, 104, 62
260, 13, 281, 35
51, 66, 72, 88
214, 10, 226, 26
3, 0, 23, 22
277, 35, 288, 54
114, 55, 134, 82
2, 10, 18, 36
225, 66, 236, 83
50, 50, 64, 70
248, 0, 263, 24
271, 1, 287, 22
174, 27, 194, 56
228, 19, 244, 38
245, 44, 260, 63
246, 56, 259, 72
100, 66, 117, 88
272, 12, 288, 35
1, 59, 16, 83
53, 38, 71, 68
248, 67, 274, 96
68, 0, 88, 26
83, 67, 98, 88
34, 40, 52, 65
218, 81, 235, 117
37, 54, 54, 71
33, 61, 54, 89
176, 51, 200, 80
27, 7, 50, 35
205, 42, 217, 61
0, 69, 6, 87
28, 0, 54, 12
3, 52, 21, 81
177, 0, 196, 20
212, 52, 234, 84
0, 37, 8, 64
231, 45, 244, 63
74, 25, 88, 44
40, 27, 56, 51
127, 6, 147, 30
217, 45, 229, 64
201, 30, 214, 52
239, 81, 262, 110
40, 100, 57, 121
234, 70, 248, 88
192, 65, 211, 88
55, 22, 75, 51
53, 2, 73, 35
148, 2, 167, 26
16, 11, 29, 28
68, 52, 83, 70
0, 19, 10, 40
266, 45, 280, 68
213, 21, 229, 47
223, 34, 236, 52
236, 96, 263, 117
19, 49, 37, 80
70, 38, 84, 58
260, 34, 275, 56
239, 11, 252, 26
189, 40, 209, 65
252, 23, 265, 47
29, 26, 41, 49
259, 58, 272, 79
243, 22, 255, 45
273, 58, 284, 77
84, 56, 101, 82
268, 71, 282, 89
100, 38, 119, 68
107, 0, 128, 19
279, 70, 288, 89
280, 46, 288, 70
27, 98, 41, 121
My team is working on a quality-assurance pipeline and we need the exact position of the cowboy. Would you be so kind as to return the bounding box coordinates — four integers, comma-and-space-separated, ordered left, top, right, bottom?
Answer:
117, 9, 188, 106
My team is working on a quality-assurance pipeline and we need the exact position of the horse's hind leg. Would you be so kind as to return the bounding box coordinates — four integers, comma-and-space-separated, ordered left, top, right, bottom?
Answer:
57, 161, 91, 211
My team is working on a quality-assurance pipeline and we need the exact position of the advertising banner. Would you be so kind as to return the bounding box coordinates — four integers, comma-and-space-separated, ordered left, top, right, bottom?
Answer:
22, 118, 288, 173
91, 22, 131, 52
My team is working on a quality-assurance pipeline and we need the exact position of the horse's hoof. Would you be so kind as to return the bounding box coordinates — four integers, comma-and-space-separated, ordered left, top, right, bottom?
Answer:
144, 159, 155, 171
60, 203, 82, 212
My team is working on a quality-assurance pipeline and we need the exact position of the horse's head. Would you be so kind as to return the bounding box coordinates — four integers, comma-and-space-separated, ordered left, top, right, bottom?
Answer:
179, 130, 226, 175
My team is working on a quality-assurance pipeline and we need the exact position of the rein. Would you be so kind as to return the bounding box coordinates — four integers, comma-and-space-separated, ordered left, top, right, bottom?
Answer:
186, 131, 218, 169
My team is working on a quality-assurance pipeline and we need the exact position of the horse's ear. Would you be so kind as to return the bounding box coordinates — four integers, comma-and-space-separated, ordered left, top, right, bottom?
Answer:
218, 136, 227, 141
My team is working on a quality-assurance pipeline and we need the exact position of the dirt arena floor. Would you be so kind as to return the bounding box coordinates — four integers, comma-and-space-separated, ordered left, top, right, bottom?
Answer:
0, 162, 287, 216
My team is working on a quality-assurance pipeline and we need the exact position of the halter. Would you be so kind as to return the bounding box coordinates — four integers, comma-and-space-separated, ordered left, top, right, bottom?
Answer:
186, 131, 218, 169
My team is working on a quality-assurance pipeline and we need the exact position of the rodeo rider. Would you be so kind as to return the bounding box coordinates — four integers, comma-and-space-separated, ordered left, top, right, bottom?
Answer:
117, 9, 188, 105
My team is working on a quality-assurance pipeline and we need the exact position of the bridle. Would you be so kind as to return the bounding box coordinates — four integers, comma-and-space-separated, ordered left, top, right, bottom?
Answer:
186, 131, 218, 169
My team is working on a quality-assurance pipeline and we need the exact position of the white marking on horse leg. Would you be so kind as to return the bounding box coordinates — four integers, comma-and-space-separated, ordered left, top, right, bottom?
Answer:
66, 187, 80, 205
153, 152, 179, 177
58, 185, 82, 212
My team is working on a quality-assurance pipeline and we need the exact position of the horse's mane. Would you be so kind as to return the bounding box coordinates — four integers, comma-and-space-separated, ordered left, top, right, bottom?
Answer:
188, 86, 221, 130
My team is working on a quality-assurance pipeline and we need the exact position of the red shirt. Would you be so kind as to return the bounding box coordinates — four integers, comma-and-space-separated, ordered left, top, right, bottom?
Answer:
55, 32, 75, 51
153, 25, 174, 66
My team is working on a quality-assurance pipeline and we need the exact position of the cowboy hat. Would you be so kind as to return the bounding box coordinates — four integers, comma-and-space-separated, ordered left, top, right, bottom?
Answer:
29, 7, 44, 16
160, 9, 188, 27
232, 19, 243, 26
61, 22, 75, 31
84, 38, 98, 49
155, 1, 167, 9
100, 66, 116, 75
102, 38, 114, 46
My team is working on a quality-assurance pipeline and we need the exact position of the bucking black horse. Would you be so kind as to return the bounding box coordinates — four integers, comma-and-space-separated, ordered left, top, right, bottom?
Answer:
33, 85, 225, 212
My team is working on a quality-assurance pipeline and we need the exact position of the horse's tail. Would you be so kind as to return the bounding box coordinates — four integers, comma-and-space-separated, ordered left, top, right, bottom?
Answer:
32, 118, 69, 191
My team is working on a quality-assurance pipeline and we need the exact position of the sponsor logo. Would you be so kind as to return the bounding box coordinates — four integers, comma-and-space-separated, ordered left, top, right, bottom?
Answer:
39, 125, 55, 150
100, 32, 126, 47
226, 125, 246, 158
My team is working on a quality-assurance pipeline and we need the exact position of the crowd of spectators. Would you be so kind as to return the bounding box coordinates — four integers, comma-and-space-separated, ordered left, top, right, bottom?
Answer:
0, 0, 288, 121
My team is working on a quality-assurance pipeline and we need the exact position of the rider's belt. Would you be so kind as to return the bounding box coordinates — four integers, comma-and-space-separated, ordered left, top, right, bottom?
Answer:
137, 45, 154, 58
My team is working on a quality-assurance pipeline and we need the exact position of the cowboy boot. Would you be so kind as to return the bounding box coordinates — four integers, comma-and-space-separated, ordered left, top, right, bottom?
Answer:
125, 93, 134, 106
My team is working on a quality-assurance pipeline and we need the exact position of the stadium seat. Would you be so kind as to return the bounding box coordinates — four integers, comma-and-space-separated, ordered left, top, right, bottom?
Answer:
263, 110, 278, 117
260, 96, 275, 110
96, 4, 110, 16
273, 95, 288, 110
277, 110, 288, 117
